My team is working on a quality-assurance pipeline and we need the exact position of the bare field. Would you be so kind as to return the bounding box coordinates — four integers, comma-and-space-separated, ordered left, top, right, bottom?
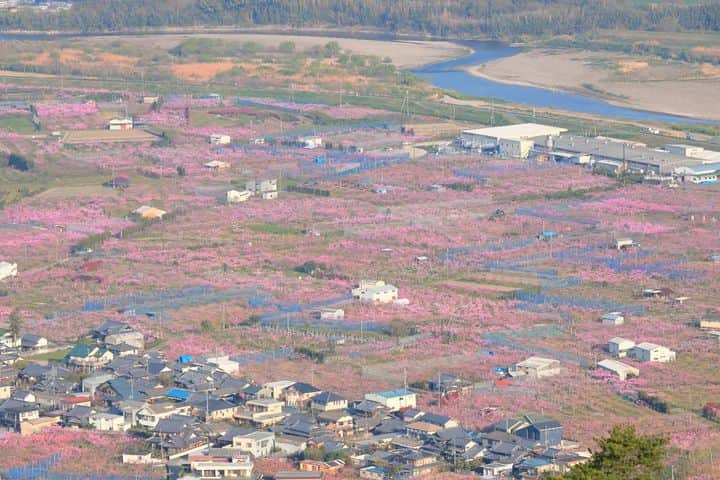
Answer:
88, 33, 469, 69
468, 49, 720, 121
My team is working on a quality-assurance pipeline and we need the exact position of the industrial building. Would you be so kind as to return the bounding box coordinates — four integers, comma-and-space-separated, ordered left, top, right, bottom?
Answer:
459, 123, 567, 159
549, 135, 720, 176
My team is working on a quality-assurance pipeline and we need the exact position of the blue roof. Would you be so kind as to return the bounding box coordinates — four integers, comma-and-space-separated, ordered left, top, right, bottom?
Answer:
526, 459, 551, 467
167, 388, 191, 401
177, 355, 193, 363
374, 388, 414, 398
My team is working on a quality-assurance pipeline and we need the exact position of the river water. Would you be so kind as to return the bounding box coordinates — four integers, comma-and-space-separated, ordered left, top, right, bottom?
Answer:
412, 41, 712, 124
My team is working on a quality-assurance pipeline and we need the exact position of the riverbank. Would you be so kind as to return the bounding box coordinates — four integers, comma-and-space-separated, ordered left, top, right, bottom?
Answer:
88, 33, 470, 69
465, 49, 720, 121
0, 27, 472, 70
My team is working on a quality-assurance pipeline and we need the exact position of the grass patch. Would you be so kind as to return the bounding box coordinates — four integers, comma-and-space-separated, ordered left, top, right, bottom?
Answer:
0, 115, 37, 133
248, 223, 304, 235
25, 348, 70, 362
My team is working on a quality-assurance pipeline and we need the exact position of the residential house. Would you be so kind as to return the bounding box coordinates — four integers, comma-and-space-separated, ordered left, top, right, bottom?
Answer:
89, 412, 128, 431
492, 413, 563, 446
66, 343, 113, 370
509, 357, 561, 379
428, 373, 473, 396
352, 280, 398, 303
236, 399, 286, 427
514, 415, 563, 446
299, 459, 344, 475
19, 334, 48, 351
311, 392, 348, 412
136, 402, 191, 429
189, 453, 253, 479
392, 449, 441, 478
629, 342, 676, 363
597, 359, 639, 381
316, 409, 354, 434
261, 380, 296, 400
364, 389, 416, 411
0, 399, 39, 428
202, 355, 240, 374
0, 328, 17, 348
0, 381, 13, 400
232, 430, 275, 457
405, 421, 443, 440
284, 382, 322, 408
359, 466, 387, 480
198, 398, 238, 422
63, 405, 96, 427
608, 338, 635, 358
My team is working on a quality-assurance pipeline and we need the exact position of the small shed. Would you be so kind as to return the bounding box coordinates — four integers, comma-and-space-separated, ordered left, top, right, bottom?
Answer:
608, 337, 635, 358
601, 312, 625, 326
0, 261, 18, 281
597, 359, 639, 381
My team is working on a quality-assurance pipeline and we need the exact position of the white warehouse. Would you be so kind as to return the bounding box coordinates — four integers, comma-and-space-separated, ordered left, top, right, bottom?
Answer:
460, 123, 567, 159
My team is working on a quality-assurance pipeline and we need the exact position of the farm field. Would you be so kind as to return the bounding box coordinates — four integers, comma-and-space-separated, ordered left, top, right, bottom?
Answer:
0, 33, 719, 480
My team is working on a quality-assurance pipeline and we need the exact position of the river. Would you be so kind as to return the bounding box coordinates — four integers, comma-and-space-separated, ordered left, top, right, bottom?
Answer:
412, 41, 713, 124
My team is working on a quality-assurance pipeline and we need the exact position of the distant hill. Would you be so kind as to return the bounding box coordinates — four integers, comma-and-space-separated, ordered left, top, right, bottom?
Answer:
1, 0, 719, 37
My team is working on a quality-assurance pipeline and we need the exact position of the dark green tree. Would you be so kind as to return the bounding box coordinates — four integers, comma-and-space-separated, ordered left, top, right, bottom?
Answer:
554, 425, 668, 480
8, 308, 22, 341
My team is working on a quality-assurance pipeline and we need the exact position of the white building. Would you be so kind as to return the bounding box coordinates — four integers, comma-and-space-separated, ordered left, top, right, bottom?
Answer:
629, 342, 676, 363
108, 118, 133, 130
232, 431, 275, 458
210, 134, 232, 145
597, 359, 639, 381
601, 312, 625, 326
608, 338, 635, 358
0, 261, 17, 281
227, 190, 252, 204
352, 280, 399, 303
674, 163, 720, 184
89, 412, 128, 431
459, 123, 567, 159
190, 454, 253, 479
364, 389, 416, 411
204, 160, 230, 170
299, 136, 323, 149
204, 355, 240, 374
509, 357, 561, 379
315, 308, 345, 320
614, 238, 637, 251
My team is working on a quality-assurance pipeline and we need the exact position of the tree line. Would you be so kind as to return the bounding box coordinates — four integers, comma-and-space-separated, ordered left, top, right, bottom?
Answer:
0, 0, 719, 37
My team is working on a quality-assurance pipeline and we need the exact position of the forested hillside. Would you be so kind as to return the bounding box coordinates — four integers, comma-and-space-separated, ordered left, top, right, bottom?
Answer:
1, 0, 719, 37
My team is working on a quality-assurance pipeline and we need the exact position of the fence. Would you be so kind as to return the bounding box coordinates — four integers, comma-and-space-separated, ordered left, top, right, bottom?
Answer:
82, 285, 212, 312
482, 328, 591, 367
514, 290, 645, 315
452, 169, 488, 184
229, 347, 294, 364
320, 154, 410, 180
514, 207, 600, 226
